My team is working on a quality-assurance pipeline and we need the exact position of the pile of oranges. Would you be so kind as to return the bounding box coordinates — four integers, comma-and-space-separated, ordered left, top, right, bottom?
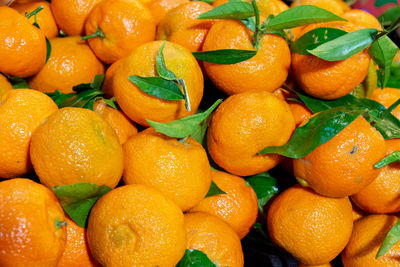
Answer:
0, 0, 399, 266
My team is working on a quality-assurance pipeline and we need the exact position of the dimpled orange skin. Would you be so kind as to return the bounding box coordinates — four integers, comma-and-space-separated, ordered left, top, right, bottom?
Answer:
57, 217, 100, 267
294, 116, 386, 198
123, 128, 211, 211
87, 184, 186, 267
207, 91, 295, 176
101, 58, 124, 98
0, 74, 12, 98
30, 107, 123, 189
190, 170, 258, 239
371, 88, 400, 120
12, 1, 59, 38
184, 212, 244, 267
93, 100, 138, 144
146, 0, 189, 25
290, 0, 349, 15
351, 139, 400, 214
292, 22, 370, 100
156, 1, 214, 52
342, 9, 382, 30
203, 20, 291, 95
267, 185, 353, 266
0, 6, 46, 77
0, 179, 66, 267
342, 215, 400, 267
0, 89, 58, 179
113, 41, 203, 126
51, 0, 102, 36
84, 0, 156, 64
28, 36, 105, 94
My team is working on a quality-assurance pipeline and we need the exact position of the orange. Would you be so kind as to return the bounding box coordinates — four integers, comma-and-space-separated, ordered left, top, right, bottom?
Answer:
299, 263, 333, 267
352, 204, 367, 222
146, 0, 189, 25
93, 100, 138, 144
207, 91, 295, 176
11, 0, 59, 38
342, 9, 382, 30
290, 0, 349, 16
28, 36, 104, 94
156, 1, 214, 52
101, 58, 123, 97
203, 19, 290, 95
288, 100, 313, 126
371, 87, 400, 120
87, 184, 186, 267
351, 138, 400, 214
0, 89, 58, 179
267, 184, 353, 265
57, 217, 99, 267
0, 178, 66, 267
294, 116, 386, 197
50, 0, 101, 35
342, 214, 400, 266
0, 73, 12, 97
190, 170, 258, 239
212, 0, 288, 17
123, 128, 211, 211
113, 40, 203, 126
0, 6, 46, 77
30, 107, 123, 189
84, 0, 156, 64
184, 212, 244, 267
292, 22, 370, 100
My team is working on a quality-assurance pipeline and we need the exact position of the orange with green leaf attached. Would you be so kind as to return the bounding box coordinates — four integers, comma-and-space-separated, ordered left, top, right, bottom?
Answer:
371, 87, 400, 120
0, 178, 67, 267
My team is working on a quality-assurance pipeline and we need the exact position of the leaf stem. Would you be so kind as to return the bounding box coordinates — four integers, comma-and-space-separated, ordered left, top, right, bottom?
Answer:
178, 79, 191, 112
25, 5, 43, 19
81, 27, 105, 40
387, 98, 400, 113
251, 0, 261, 49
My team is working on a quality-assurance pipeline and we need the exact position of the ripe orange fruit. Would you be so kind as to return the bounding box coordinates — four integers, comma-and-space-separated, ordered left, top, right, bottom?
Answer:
267, 184, 353, 265
146, 0, 189, 25
87, 184, 186, 266
93, 100, 138, 144
351, 139, 400, 214
57, 217, 100, 267
101, 58, 124, 98
184, 212, 244, 267
207, 91, 295, 176
190, 170, 258, 239
352, 204, 367, 222
342, 9, 382, 30
212, 0, 288, 17
50, 0, 102, 35
299, 263, 333, 267
30, 107, 123, 189
294, 116, 386, 197
0, 6, 46, 77
291, 22, 370, 100
0, 73, 12, 97
342, 214, 400, 266
0, 178, 66, 267
0, 89, 58, 179
371, 88, 400, 120
288, 100, 313, 126
113, 41, 203, 126
123, 128, 211, 211
11, 0, 59, 38
156, 1, 214, 52
84, 0, 156, 64
202, 19, 291, 95
28, 36, 104, 94
290, 0, 349, 16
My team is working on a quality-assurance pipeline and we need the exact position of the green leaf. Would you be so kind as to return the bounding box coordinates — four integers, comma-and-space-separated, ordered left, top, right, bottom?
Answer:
156, 42, 177, 81
205, 180, 227, 198
378, 6, 400, 27
307, 28, 378, 61
190, 119, 208, 144
241, 17, 256, 32
193, 0, 214, 4
7, 76, 29, 89
376, 218, 400, 258
45, 37, 51, 64
52, 183, 111, 228
265, 5, 346, 31
147, 99, 222, 138
73, 74, 104, 92
176, 249, 216, 267
198, 1, 254, 20
290, 27, 347, 54
102, 97, 117, 109
246, 172, 279, 212
128, 76, 184, 100
368, 35, 399, 88
46, 90, 75, 106
374, 151, 400, 169
192, 49, 257, 64
258, 107, 366, 158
